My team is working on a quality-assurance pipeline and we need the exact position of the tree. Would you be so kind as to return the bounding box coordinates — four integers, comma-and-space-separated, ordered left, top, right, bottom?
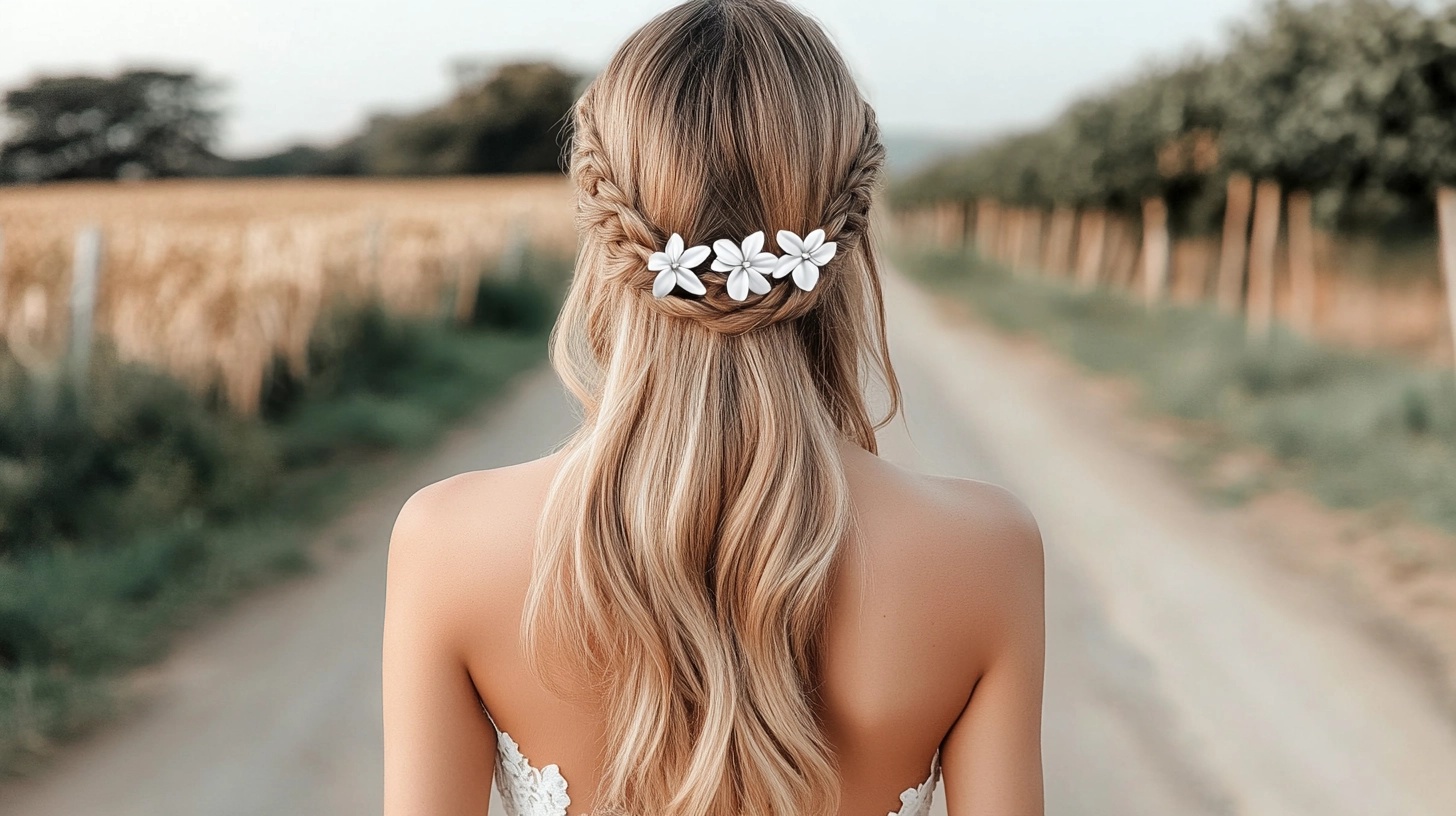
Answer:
230, 61, 583, 178
1215, 0, 1437, 229
0, 69, 223, 183
355, 61, 580, 176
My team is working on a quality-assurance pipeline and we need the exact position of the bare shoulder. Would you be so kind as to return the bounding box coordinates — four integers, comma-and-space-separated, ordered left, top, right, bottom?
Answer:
923, 473, 1044, 581
840, 442, 1043, 581
838, 443, 1044, 660
385, 452, 566, 645
391, 452, 562, 544
391, 452, 562, 552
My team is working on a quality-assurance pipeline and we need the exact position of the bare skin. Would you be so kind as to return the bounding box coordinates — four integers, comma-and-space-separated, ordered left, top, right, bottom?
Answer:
382, 436, 1045, 816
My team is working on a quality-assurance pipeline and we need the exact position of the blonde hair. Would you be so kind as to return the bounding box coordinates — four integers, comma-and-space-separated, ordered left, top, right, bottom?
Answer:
522, 2, 900, 814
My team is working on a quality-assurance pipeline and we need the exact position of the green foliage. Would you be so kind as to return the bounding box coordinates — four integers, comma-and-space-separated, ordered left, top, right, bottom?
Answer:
1214, 0, 1453, 227
0, 667, 112, 776
0, 69, 223, 183
0, 355, 277, 556
229, 62, 582, 177
0, 262, 567, 773
469, 249, 569, 333
270, 309, 543, 466
900, 246, 1456, 533
895, 0, 1456, 235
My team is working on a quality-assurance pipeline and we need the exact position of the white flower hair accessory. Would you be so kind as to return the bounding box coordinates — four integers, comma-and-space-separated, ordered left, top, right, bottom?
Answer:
772, 228, 837, 292
711, 230, 777, 301
648, 233, 711, 298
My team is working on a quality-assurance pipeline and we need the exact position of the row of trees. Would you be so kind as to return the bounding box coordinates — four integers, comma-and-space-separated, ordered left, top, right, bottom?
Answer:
0, 61, 581, 183
897, 0, 1456, 237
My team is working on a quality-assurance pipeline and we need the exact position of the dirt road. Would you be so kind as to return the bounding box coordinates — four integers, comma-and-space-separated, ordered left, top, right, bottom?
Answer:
5, 269, 1456, 816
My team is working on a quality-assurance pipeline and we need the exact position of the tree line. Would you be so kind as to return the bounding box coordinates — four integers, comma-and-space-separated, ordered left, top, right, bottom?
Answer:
0, 61, 581, 183
896, 0, 1456, 238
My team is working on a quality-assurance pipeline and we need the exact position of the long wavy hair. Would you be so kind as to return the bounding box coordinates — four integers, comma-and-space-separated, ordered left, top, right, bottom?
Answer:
521, 2, 900, 814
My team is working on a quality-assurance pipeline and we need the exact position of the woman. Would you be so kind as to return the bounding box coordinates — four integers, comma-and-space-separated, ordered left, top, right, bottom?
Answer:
381, 1, 1045, 814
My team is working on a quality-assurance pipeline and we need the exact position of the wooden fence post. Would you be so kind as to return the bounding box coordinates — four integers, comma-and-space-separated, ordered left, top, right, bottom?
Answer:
1045, 206, 1076, 276
1076, 209, 1107, 289
943, 201, 962, 249
1246, 180, 1283, 341
975, 199, 999, 258
1019, 209, 1043, 274
1106, 215, 1137, 290
1437, 186, 1456, 373
1287, 190, 1318, 335
1218, 173, 1254, 313
67, 225, 104, 396
1007, 208, 1022, 269
960, 199, 975, 250
1006, 207, 1025, 272
0, 225, 7, 323
1184, 238, 1217, 302
1141, 196, 1170, 305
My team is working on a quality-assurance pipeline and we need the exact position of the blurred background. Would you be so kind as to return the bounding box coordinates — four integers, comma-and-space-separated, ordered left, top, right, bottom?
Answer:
2, 1, 1456, 814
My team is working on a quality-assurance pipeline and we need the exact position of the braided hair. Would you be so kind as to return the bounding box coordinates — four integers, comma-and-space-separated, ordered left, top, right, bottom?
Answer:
570, 83, 886, 336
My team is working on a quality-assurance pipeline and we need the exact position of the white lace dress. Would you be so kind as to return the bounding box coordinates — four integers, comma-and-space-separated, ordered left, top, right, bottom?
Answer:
483, 706, 942, 816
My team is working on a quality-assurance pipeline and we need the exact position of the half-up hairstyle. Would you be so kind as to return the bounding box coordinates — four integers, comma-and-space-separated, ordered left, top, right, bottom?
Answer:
522, 2, 901, 814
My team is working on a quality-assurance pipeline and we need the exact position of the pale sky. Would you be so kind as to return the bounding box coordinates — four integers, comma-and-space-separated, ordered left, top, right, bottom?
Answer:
0, 0, 1264, 156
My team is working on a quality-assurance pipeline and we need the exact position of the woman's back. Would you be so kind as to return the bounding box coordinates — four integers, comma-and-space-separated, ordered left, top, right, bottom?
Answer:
384, 439, 1043, 816
382, 2, 1043, 813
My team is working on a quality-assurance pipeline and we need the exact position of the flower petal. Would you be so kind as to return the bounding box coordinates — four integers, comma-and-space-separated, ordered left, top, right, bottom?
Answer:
776, 229, 805, 256
648, 252, 671, 272
676, 268, 706, 296
793, 259, 819, 291
747, 269, 772, 295
803, 228, 826, 252
726, 268, 749, 301
771, 254, 799, 279
711, 258, 735, 272
678, 244, 711, 269
713, 238, 743, 266
653, 267, 677, 297
742, 230, 765, 258
809, 241, 837, 266
748, 252, 778, 273
666, 233, 685, 261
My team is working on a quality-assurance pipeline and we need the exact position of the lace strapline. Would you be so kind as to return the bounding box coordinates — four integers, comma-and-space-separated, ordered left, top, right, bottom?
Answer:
481, 704, 941, 816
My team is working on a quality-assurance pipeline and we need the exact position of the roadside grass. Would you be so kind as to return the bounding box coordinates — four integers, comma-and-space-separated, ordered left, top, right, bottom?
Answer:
0, 252, 567, 776
896, 247, 1456, 535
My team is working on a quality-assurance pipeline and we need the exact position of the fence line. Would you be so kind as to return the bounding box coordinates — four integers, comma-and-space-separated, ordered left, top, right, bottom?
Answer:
893, 184, 1456, 371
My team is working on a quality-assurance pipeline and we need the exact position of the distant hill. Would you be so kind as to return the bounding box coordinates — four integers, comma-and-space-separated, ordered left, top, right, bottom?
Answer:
881, 130, 984, 180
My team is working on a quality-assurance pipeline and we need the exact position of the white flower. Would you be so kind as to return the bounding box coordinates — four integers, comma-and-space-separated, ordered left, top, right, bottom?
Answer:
648, 232, 711, 298
711, 230, 776, 301
772, 228, 837, 292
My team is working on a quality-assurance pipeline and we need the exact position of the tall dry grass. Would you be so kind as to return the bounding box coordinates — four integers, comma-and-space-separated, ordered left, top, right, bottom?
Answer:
0, 176, 576, 412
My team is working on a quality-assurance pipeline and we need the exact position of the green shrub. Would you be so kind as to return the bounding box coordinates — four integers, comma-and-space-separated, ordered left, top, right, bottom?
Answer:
0, 260, 567, 774
0, 352, 278, 556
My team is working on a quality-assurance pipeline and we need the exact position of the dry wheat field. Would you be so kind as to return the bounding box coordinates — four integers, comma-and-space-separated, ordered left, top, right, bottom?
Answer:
0, 176, 576, 412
